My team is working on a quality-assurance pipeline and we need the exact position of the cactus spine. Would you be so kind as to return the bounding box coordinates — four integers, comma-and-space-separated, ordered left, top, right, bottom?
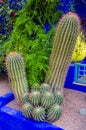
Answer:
54, 92, 63, 105
41, 91, 54, 109
47, 104, 62, 122
45, 12, 80, 91
29, 91, 41, 106
32, 107, 45, 121
6, 52, 28, 103
22, 103, 33, 117
40, 83, 50, 94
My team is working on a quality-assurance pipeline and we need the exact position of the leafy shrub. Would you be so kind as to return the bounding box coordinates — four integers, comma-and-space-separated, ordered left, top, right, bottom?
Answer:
4, 0, 62, 86
0, 0, 26, 69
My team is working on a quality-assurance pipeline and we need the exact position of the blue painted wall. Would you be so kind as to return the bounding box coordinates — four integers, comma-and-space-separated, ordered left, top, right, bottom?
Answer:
75, 0, 86, 18
64, 64, 86, 93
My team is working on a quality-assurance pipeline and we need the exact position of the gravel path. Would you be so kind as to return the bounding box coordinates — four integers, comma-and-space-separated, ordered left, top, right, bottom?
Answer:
0, 76, 86, 130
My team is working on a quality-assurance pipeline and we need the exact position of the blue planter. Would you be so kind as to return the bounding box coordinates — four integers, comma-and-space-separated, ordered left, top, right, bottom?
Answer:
0, 93, 64, 130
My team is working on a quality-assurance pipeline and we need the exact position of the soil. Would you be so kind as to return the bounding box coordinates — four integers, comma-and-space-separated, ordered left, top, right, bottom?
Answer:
0, 75, 86, 130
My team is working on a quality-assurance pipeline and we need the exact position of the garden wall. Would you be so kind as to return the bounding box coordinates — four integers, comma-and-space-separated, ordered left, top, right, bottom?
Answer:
64, 64, 86, 93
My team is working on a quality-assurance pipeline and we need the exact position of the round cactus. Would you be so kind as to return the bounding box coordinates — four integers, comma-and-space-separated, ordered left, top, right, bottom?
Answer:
41, 91, 54, 109
22, 103, 33, 117
32, 107, 45, 121
54, 92, 63, 105
29, 91, 41, 106
40, 83, 50, 94
31, 83, 40, 91
22, 92, 29, 103
47, 104, 62, 122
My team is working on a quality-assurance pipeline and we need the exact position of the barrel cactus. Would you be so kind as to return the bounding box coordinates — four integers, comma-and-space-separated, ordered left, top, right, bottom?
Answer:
45, 12, 80, 91
31, 83, 40, 91
40, 83, 50, 94
47, 104, 62, 122
22, 103, 33, 117
6, 52, 28, 103
41, 91, 54, 109
29, 91, 41, 106
22, 92, 29, 103
32, 107, 45, 121
54, 92, 63, 105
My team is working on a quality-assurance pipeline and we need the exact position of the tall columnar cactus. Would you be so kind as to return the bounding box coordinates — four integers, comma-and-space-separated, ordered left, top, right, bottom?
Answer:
45, 12, 80, 91
6, 52, 28, 103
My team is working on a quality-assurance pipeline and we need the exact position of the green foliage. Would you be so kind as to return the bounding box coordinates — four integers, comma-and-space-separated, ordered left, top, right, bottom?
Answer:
45, 12, 80, 91
4, 0, 62, 86
6, 52, 28, 103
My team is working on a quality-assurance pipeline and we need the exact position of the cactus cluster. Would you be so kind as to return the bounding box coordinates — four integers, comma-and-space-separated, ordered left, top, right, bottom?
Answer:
22, 83, 63, 122
45, 12, 80, 91
5, 12, 80, 122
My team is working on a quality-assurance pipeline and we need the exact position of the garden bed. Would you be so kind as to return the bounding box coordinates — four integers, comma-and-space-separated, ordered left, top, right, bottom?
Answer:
0, 76, 86, 130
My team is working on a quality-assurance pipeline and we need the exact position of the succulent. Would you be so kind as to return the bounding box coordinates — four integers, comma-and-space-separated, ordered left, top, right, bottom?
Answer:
31, 83, 40, 91
47, 104, 62, 122
6, 52, 28, 103
40, 83, 50, 93
29, 91, 41, 106
41, 91, 54, 109
22, 92, 29, 103
45, 12, 80, 91
22, 103, 33, 117
54, 92, 63, 105
32, 107, 45, 121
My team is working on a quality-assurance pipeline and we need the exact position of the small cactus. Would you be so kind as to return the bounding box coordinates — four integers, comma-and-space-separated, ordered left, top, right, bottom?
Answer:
22, 92, 29, 103
54, 92, 63, 105
40, 83, 50, 93
47, 104, 62, 122
22, 103, 33, 117
31, 83, 40, 91
41, 91, 54, 109
6, 52, 28, 103
32, 107, 45, 121
29, 91, 41, 106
